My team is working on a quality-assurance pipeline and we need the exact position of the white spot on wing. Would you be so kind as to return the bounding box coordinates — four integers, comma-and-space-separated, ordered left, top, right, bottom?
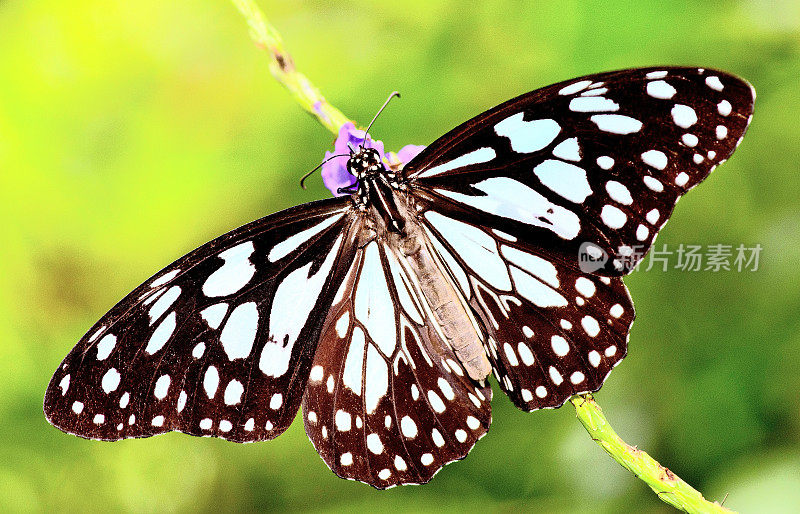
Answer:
342, 326, 365, 395
503, 343, 519, 366
601, 205, 627, 229
262, 236, 342, 377
268, 214, 343, 262
335, 311, 350, 338
367, 433, 384, 454
500, 245, 559, 288
59, 374, 70, 395
646, 80, 676, 99
558, 80, 592, 95
418, 147, 496, 178
220, 302, 258, 360
145, 311, 176, 355
549, 366, 564, 385
494, 113, 560, 153
428, 390, 446, 412
425, 212, 511, 290
192, 342, 206, 359
551, 336, 570, 356
436, 177, 581, 240
96, 334, 117, 360
605, 181, 633, 205
596, 156, 614, 170
552, 137, 581, 162
533, 160, 592, 203
400, 416, 417, 438
148, 286, 181, 325
517, 343, 535, 366
203, 366, 219, 398
575, 277, 596, 297
641, 150, 668, 170
200, 303, 228, 330
643, 176, 664, 192
682, 133, 698, 147
569, 96, 619, 112
202, 241, 256, 297
384, 249, 424, 324
671, 104, 698, 128
101, 368, 120, 393
581, 316, 600, 337
706, 75, 724, 91
224, 379, 244, 405
590, 115, 642, 134
355, 242, 397, 356
364, 345, 389, 414
335, 410, 351, 431
154, 374, 170, 400
309, 365, 324, 382
150, 269, 180, 288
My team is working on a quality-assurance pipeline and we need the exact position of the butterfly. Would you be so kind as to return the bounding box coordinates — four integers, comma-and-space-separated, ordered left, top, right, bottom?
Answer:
44, 67, 754, 489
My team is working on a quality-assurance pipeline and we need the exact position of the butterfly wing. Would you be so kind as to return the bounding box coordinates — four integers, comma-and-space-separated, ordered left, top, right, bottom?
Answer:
302, 239, 492, 488
418, 210, 633, 410
402, 66, 753, 409
405, 67, 755, 275
44, 198, 357, 442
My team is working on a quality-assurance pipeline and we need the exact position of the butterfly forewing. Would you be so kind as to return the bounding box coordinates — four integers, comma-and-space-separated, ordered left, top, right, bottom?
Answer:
405, 67, 755, 275
302, 240, 491, 488
44, 198, 356, 441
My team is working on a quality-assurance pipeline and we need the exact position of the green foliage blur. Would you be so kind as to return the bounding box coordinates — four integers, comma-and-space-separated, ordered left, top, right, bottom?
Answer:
2, 0, 799, 511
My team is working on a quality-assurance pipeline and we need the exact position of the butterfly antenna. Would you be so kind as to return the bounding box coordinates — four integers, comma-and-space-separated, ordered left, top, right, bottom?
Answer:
362, 91, 400, 145
299, 152, 350, 189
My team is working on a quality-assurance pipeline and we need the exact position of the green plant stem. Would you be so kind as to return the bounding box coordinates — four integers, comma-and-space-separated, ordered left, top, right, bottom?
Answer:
571, 394, 733, 513
230, 0, 351, 135
230, 4, 731, 512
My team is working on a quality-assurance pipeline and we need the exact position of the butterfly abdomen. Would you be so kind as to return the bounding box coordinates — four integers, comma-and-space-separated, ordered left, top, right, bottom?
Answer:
395, 222, 491, 381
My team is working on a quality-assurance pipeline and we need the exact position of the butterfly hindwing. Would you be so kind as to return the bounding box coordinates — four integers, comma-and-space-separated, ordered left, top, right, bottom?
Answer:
419, 211, 633, 410
44, 198, 356, 442
302, 240, 492, 488
405, 67, 755, 275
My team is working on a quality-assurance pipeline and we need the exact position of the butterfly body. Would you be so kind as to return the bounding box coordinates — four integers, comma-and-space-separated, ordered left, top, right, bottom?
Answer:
45, 67, 755, 489
348, 144, 492, 380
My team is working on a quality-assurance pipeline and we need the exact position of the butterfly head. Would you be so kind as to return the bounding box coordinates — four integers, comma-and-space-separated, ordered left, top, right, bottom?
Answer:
347, 146, 385, 180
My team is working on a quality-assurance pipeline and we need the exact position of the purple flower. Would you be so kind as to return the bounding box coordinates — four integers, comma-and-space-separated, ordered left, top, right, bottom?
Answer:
321, 122, 426, 197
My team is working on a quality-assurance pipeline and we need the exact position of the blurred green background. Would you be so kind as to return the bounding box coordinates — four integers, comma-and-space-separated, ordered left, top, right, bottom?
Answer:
2, 0, 799, 512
